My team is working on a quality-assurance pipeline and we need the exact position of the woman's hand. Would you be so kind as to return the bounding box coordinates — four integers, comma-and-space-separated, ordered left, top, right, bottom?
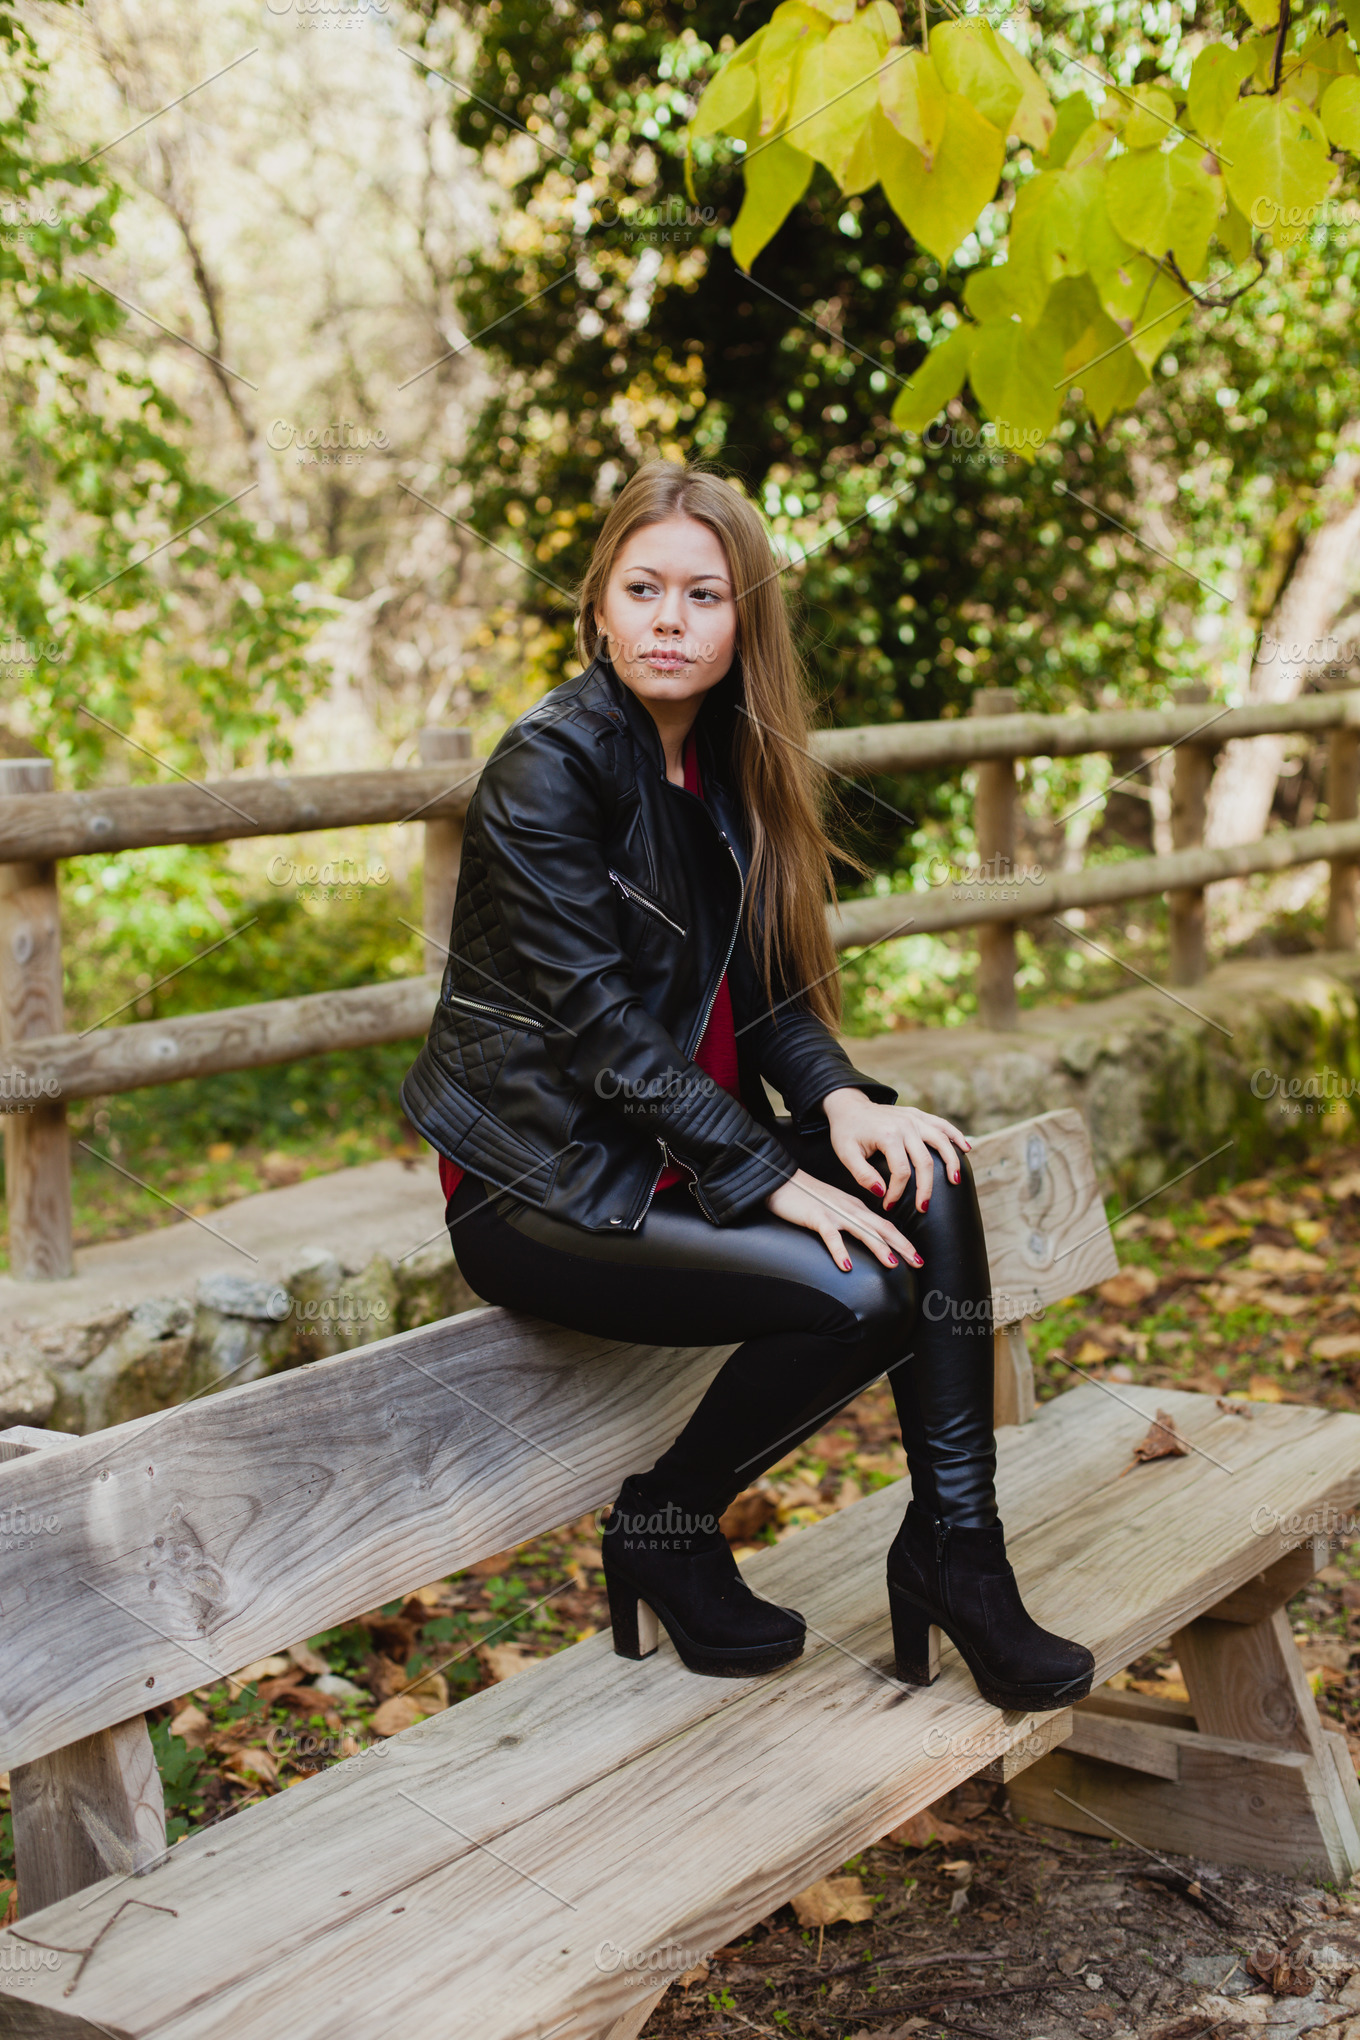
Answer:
764, 1169, 921, 1273
821, 1088, 971, 1214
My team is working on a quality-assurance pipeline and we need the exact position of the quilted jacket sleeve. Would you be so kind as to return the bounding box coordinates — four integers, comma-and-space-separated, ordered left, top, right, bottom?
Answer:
472, 712, 796, 1224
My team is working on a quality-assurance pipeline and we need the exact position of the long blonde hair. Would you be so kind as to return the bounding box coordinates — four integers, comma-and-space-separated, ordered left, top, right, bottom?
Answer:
576, 460, 855, 1029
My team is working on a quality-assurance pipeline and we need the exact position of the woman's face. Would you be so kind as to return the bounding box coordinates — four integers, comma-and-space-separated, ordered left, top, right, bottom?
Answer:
593, 514, 736, 715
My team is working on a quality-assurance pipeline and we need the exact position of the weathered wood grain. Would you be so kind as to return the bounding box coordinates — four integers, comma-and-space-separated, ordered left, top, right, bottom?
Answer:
1, 975, 442, 1103
969, 1109, 1118, 1312
0, 1309, 740, 1768
11, 1720, 166, 1917
3, 1386, 1357, 2040
1205, 1535, 1328, 1623
0, 760, 72, 1281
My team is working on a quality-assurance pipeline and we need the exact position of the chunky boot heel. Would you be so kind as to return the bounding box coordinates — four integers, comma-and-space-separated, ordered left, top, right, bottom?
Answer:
888, 1582, 941, 1686
606, 1570, 660, 1660
602, 1475, 805, 1679
887, 1502, 1094, 1713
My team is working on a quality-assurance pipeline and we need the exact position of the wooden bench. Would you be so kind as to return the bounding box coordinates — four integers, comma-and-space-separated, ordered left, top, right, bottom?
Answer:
2, 1108, 1359, 2040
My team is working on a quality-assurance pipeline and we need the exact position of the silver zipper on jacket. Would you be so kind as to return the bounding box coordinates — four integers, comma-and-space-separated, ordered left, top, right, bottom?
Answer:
607, 868, 688, 938
627, 828, 745, 1232
445, 989, 546, 1033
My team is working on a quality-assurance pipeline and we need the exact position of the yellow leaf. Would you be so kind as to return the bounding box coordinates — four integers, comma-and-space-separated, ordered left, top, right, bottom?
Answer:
930, 18, 1023, 134
890, 322, 973, 434
1247, 1374, 1284, 1401
1220, 93, 1333, 247
1240, 0, 1281, 27
1322, 75, 1360, 152
879, 92, 1005, 264
995, 35, 1056, 151
1186, 40, 1257, 145
1097, 1264, 1159, 1306
787, 18, 882, 184
691, 56, 759, 141
968, 316, 1066, 448
1116, 85, 1179, 149
791, 1875, 876, 1926
879, 48, 948, 164
861, 0, 902, 47
731, 137, 815, 270
758, 3, 831, 137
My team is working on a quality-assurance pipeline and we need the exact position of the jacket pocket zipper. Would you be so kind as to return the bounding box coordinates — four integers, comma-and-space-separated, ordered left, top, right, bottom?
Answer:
608, 868, 688, 938
445, 989, 546, 1033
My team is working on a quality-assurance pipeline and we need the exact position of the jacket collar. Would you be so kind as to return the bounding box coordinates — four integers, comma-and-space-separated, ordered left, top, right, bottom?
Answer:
594, 651, 738, 799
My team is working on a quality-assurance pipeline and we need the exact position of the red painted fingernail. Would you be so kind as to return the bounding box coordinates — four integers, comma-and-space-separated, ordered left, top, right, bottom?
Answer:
842, 1258, 853, 1272
913, 1254, 924, 1267
871, 1180, 885, 1196
887, 1252, 899, 1266
920, 1198, 930, 1214
951, 1171, 960, 1184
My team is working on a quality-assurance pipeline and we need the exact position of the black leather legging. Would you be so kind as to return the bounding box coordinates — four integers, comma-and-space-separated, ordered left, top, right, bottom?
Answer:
447, 1123, 998, 1528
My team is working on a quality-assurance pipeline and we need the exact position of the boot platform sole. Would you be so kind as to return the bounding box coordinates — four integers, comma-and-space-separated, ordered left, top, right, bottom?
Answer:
888, 1579, 1093, 1713
606, 1567, 805, 1679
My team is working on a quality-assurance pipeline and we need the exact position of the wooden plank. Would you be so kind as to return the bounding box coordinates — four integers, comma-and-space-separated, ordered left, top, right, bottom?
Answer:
0, 1312, 737, 1768
601, 1984, 670, 2040
4, 1387, 1358, 2038
969, 1109, 1118, 1312
1326, 725, 1359, 949
829, 815, 1360, 947
814, 691, 1360, 777
1, 975, 442, 1104
11, 1720, 166, 1917
978, 1707, 1073, 1782
0, 1428, 81, 1465
1007, 1738, 1345, 1878
971, 689, 1018, 1031
1062, 1709, 1181, 1781
1081, 1686, 1196, 1729
1173, 1608, 1323, 1756
1168, 685, 1213, 988
0, 767, 481, 865
991, 1323, 1035, 1428
1205, 1535, 1328, 1622
0, 1317, 1140, 1771
0, 759, 72, 1281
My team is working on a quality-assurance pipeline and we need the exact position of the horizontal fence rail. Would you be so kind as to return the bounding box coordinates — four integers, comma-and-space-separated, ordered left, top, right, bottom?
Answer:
0, 688, 1356, 1280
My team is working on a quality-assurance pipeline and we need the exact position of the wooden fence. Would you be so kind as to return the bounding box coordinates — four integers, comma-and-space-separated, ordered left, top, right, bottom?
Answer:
0, 686, 1356, 1281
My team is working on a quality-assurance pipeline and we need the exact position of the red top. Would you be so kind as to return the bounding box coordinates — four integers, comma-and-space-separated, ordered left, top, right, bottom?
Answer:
437, 729, 742, 1206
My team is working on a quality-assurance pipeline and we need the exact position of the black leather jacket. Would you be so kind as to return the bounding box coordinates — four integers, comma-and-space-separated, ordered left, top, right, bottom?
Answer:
401, 655, 898, 1232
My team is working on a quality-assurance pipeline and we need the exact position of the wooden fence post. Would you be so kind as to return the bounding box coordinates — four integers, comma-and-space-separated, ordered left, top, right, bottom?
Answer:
972, 688, 1019, 1030
1168, 683, 1214, 987
1325, 722, 1359, 949
0, 756, 73, 1279
417, 728, 473, 978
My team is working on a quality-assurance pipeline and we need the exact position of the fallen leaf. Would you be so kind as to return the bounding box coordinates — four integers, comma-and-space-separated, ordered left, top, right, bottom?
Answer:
1216, 1396, 1254, 1417
1312, 1334, 1360, 1363
790, 1874, 876, 1927
168, 1704, 213, 1749
1097, 1266, 1159, 1307
286, 1640, 332, 1677
228, 1655, 292, 1693
467, 1548, 518, 1577
679, 1962, 709, 1988
260, 1151, 304, 1188
1193, 1223, 1250, 1249
1131, 1410, 1190, 1462
1328, 1170, 1360, 1201
1293, 1219, 1325, 1248
477, 1642, 540, 1683
1254, 1290, 1314, 1319
1247, 1242, 1326, 1276
400, 1670, 449, 1712
1295, 1635, 1351, 1672
223, 1744, 279, 1785
369, 1694, 438, 1736
1248, 1375, 1284, 1402
1129, 1674, 1190, 1702
719, 1487, 780, 1542
887, 1808, 973, 1848
1074, 1339, 1113, 1365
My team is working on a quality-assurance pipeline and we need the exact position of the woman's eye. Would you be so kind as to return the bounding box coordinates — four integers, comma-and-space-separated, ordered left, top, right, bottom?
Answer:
625, 580, 657, 598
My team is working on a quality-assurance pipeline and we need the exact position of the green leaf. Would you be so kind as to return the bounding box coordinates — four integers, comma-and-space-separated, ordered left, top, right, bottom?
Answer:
1186, 41, 1258, 144
1240, 0, 1281, 29
968, 316, 1065, 451
787, 18, 882, 184
963, 261, 1036, 323
995, 36, 1056, 151
890, 324, 974, 432
1048, 92, 1097, 167
1218, 191, 1256, 261
862, 0, 903, 47
1010, 162, 1106, 291
692, 61, 759, 141
930, 20, 1023, 135
879, 49, 948, 164
1119, 86, 1179, 149
1342, 0, 1360, 45
1064, 120, 1121, 168
1301, 32, 1358, 78
731, 137, 815, 270
1044, 276, 1150, 426
757, 3, 831, 137
879, 93, 1005, 263
1321, 73, 1360, 149
1220, 92, 1334, 245
1104, 137, 1222, 276
803, 0, 857, 18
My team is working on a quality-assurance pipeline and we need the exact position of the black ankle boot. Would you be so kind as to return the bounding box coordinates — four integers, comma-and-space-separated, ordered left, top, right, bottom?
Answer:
886, 1501, 1093, 1711
602, 1476, 805, 1678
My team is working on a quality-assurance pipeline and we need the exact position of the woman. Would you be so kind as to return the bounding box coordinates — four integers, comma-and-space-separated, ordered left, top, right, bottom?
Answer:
402, 460, 1092, 1712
